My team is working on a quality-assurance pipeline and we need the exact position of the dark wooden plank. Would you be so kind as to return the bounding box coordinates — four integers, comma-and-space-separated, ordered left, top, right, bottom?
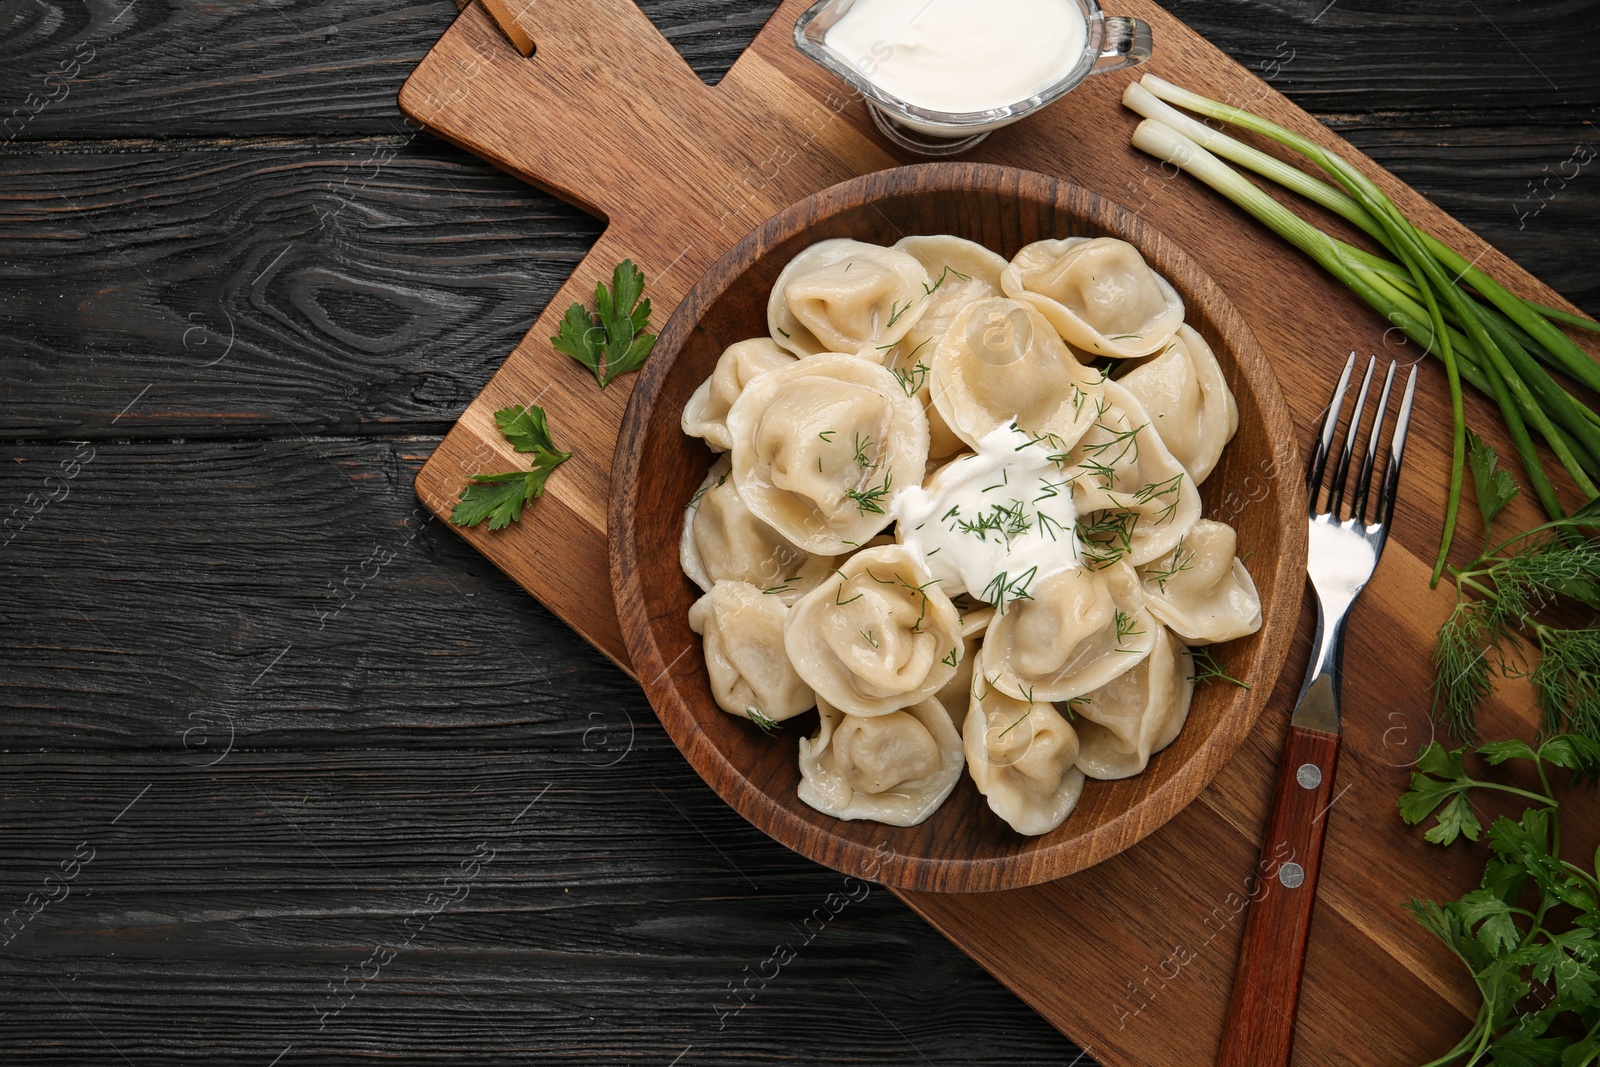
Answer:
0, 436, 1088, 1061
0, 0, 772, 139
0, 756, 1080, 1064
0, 142, 601, 439
2, 0, 1596, 138
0, 438, 631, 749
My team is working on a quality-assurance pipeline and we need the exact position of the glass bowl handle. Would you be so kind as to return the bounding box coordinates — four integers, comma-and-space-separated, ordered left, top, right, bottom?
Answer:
1092, 16, 1154, 74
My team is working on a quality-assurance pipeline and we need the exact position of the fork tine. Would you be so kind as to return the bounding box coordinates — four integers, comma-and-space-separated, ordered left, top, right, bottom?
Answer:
1306, 352, 1357, 511
1351, 360, 1398, 524
1375, 366, 1419, 530
1328, 357, 1377, 519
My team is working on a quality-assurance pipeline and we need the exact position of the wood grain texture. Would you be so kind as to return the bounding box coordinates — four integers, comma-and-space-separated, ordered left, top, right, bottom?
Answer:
2, 0, 1598, 1064
611, 163, 1305, 892
397, 0, 1600, 1063
1216, 725, 1341, 1067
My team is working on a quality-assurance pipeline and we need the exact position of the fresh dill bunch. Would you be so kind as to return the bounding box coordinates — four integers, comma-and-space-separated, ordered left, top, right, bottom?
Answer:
1432, 433, 1600, 741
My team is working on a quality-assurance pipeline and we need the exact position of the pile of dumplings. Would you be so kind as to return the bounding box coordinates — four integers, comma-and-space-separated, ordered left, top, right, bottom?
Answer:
679, 233, 1263, 837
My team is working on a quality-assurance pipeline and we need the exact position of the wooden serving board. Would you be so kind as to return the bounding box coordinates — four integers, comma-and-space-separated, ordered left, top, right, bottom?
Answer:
399, 3, 1600, 1063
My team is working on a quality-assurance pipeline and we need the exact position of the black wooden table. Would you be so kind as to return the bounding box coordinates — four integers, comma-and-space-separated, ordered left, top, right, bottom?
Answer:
2, 1, 1596, 1063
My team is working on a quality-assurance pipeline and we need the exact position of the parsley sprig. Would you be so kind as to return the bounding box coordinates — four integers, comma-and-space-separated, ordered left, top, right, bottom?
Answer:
450, 405, 572, 530
551, 259, 657, 387
1399, 736, 1600, 1066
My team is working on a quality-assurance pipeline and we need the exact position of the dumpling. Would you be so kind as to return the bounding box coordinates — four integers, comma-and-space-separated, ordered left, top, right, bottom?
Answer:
797, 696, 963, 826
964, 687, 1086, 836
929, 297, 1106, 452
727, 354, 929, 555
933, 604, 995, 729
1066, 381, 1201, 568
688, 581, 816, 725
767, 238, 931, 359
1074, 623, 1193, 779
892, 235, 1009, 356
1116, 325, 1238, 483
1002, 237, 1184, 359
887, 238, 1016, 467
1139, 519, 1263, 644
784, 544, 962, 717
979, 561, 1158, 702
682, 338, 796, 452
884, 339, 966, 466
681, 457, 836, 604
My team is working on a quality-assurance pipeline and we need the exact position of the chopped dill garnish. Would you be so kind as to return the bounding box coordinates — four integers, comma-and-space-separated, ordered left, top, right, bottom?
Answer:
1143, 541, 1195, 593
1133, 473, 1185, 525
892, 358, 931, 397
1189, 646, 1250, 688
1113, 609, 1145, 650
941, 647, 960, 668
846, 470, 894, 515
983, 566, 1038, 614
852, 432, 876, 470
923, 264, 970, 297
997, 711, 1030, 740
859, 628, 879, 649
687, 471, 728, 510
746, 708, 782, 734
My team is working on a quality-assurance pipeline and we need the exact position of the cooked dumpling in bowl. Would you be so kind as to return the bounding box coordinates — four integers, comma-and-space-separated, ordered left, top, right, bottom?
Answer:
798, 695, 964, 826
784, 544, 962, 717
933, 603, 995, 730
726, 354, 929, 555
880, 236, 1005, 467
964, 686, 1086, 836
1002, 237, 1184, 359
1064, 381, 1201, 568
980, 561, 1158, 703
689, 581, 817, 725
1138, 519, 1263, 644
682, 337, 796, 452
929, 297, 1106, 452
1117, 325, 1238, 484
680, 457, 837, 604
893, 234, 1008, 354
1074, 623, 1193, 780
767, 238, 931, 359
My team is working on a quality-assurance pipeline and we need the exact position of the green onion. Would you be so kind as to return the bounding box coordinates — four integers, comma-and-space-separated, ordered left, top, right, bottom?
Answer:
1124, 77, 1600, 583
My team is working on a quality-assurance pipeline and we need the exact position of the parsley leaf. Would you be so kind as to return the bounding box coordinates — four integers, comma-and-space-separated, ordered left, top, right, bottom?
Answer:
551, 258, 657, 387
450, 404, 572, 530
1468, 430, 1520, 536
1402, 736, 1600, 1066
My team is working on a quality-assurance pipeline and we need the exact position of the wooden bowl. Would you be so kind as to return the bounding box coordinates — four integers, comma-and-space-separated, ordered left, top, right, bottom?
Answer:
610, 163, 1306, 893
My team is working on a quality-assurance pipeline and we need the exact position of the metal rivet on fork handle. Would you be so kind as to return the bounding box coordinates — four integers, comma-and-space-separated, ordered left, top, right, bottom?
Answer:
1278, 863, 1306, 889
1296, 764, 1322, 789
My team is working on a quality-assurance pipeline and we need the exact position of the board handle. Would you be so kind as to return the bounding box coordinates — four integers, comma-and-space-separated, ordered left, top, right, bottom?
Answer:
1215, 724, 1341, 1067
399, 0, 713, 218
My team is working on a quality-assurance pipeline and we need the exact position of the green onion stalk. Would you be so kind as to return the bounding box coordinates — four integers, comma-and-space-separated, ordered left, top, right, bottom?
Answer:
1123, 76, 1600, 584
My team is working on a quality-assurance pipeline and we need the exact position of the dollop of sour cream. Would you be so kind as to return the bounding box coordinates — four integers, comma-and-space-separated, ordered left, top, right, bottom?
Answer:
892, 423, 1080, 606
824, 0, 1089, 114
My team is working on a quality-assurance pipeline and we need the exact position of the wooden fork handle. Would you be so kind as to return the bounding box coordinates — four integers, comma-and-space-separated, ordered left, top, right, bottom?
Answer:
1215, 725, 1342, 1067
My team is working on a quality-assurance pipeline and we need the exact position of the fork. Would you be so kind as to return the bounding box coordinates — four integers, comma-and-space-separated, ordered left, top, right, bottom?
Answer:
1215, 352, 1417, 1067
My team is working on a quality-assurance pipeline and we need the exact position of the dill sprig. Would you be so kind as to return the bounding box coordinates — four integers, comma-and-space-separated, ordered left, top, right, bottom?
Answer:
745, 708, 782, 735
1144, 540, 1195, 593
1432, 434, 1600, 741
891, 356, 931, 397
1189, 646, 1250, 688
846, 470, 894, 515
982, 566, 1038, 614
